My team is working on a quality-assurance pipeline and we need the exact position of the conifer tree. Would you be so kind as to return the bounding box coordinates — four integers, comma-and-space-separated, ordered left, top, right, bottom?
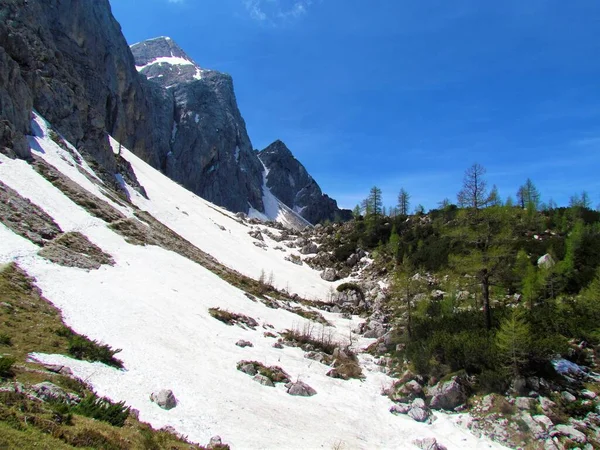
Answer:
398, 188, 410, 216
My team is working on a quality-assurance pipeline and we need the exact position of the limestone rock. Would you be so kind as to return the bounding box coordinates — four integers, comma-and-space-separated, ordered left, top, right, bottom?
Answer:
320, 268, 338, 282
286, 381, 317, 397
235, 340, 253, 348
413, 437, 448, 450
32, 382, 80, 405
150, 389, 177, 410
253, 374, 275, 387
427, 376, 467, 411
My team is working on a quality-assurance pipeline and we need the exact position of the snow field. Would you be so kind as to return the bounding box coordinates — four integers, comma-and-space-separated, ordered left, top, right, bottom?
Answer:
0, 114, 509, 449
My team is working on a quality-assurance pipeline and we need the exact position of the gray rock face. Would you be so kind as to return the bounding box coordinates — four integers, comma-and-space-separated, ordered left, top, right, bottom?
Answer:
286, 381, 317, 397
131, 37, 264, 214
258, 140, 352, 224
0, 0, 171, 191
150, 389, 178, 410
32, 382, 80, 405
427, 376, 467, 411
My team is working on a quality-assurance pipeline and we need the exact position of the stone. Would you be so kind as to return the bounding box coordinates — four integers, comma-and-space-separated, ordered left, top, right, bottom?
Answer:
286, 381, 317, 397
150, 389, 178, 410
412, 437, 448, 450
427, 376, 467, 411
32, 382, 80, 405
253, 374, 275, 387
582, 389, 597, 400
272, 342, 284, 349
320, 268, 338, 282
561, 391, 577, 403
516, 396, 535, 410
533, 415, 554, 430
553, 424, 587, 444
539, 396, 557, 412
43, 363, 73, 376
208, 436, 224, 449
408, 406, 430, 423
239, 364, 258, 376
538, 253, 556, 269
390, 403, 411, 415
235, 340, 253, 348
520, 412, 547, 439
300, 242, 318, 255
430, 290, 445, 300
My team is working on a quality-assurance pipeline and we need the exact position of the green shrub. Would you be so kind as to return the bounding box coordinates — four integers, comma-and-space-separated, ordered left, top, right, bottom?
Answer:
73, 394, 130, 427
0, 356, 16, 378
56, 327, 123, 369
0, 333, 12, 346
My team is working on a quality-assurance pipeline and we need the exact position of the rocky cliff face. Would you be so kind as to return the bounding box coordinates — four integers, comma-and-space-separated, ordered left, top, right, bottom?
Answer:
258, 140, 352, 224
0, 1, 348, 224
131, 37, 264, 213
0, 0, 169, 176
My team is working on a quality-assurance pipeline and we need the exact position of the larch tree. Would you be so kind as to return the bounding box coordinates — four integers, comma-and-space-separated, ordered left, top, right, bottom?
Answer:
449, 205, 514, 330
398, 188, 410, 216
457, 163, 489, 210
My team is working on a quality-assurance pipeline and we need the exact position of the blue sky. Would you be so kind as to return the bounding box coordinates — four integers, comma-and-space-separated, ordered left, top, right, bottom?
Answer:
111, 0, 600, 211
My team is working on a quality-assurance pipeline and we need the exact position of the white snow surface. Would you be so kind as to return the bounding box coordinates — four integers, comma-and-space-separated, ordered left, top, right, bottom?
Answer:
136, 56, 196, 71
0, 113, 509, 450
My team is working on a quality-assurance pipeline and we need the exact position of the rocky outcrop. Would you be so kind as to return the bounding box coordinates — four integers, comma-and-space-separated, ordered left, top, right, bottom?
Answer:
131, 37, 264, 214
258, 140, 352, 224
0, 0, 169, 181
150, 389, 178, 410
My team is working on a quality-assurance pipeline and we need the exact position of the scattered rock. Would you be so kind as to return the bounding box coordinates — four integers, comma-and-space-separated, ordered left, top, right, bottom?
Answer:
208, 436, 224, 449
390, 403, 411, 415
320, 268, 338, 282
253, 374, 275, 387
43, 363, 73, 376
552, 424, 587, 444
272, 342, 284, 349
538, 253, 556, 269
286, 381, 317, 397
582, 389, 597, 400
238, 364, 258, 376
516, 396, 535, 410
427, 376, 467, 411
150, 389, 177, 410
412, 437, 448, 450
561, 391, 577, 403
236, 340, 253, 348
408, 398, 431, 423
300, 242, 318, 255
32, 382, 80, 405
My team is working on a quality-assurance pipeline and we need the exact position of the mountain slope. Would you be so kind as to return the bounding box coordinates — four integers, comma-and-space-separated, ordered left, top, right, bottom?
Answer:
0, 112, 507, 449
259, 140, 353, 224
131, 37, 265, 215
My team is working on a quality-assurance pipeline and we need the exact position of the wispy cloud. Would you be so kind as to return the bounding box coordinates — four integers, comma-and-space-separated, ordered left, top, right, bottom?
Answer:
243, 0, 315, 23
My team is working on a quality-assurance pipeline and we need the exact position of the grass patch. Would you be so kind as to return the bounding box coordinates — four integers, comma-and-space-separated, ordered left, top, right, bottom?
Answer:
282, 323, 338, 355
237, 360, 291, 384
55, 327, 123, 369
0, 356, 16, 378
208, 308, 258, 329
0, 333, 12, 346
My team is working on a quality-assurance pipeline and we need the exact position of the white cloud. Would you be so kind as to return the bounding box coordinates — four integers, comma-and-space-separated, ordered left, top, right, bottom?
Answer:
243, 0, 315, 23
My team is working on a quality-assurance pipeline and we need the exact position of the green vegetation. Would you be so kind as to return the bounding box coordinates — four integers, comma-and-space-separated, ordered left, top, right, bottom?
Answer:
72, 394, 130, 427
237, 360, 291, 383
345, 164, 600, 391
55, 327, 124, 369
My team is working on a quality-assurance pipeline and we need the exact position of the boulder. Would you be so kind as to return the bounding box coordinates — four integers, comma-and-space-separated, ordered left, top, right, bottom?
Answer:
561, 391, 577, 403
235, 340, 253, 348
408, 398, 430, 423
300, 242, 318, 255
412, 438, 448, 450
208, 436, 224, 449
32, 382, 80, 405
253, 374, 275, 387
150, 389, 177, 410
390, 403, 411, 415
427, 376, 467, 411
286, 381, 317, 397
552, 424, 587, 444
43, 364, 73, 376
538, 253, 556, 269
239, 364, 258, 375
320, 268, 338, 282
516, 397, 535, 410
